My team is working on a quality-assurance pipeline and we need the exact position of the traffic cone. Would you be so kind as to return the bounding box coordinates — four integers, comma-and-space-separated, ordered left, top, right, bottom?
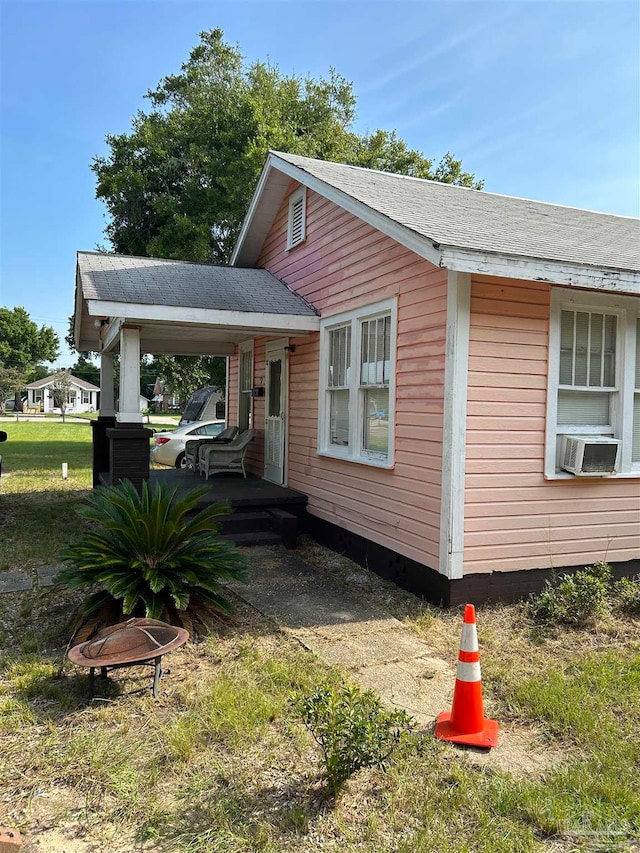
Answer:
434, 603, 499, 748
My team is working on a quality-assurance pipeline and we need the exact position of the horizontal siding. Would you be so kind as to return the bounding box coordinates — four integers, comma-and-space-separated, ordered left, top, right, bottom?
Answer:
463, 274, 640, 575
254, 183, 448, 570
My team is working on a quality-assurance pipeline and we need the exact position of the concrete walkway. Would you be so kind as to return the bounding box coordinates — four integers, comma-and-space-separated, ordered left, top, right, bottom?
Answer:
1, 547, 557, 772
227, 548, 565, 776
227, 547, 455, 728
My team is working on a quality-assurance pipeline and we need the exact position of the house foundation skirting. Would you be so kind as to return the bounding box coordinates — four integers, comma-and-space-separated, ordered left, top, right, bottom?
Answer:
304, 514, 640, 607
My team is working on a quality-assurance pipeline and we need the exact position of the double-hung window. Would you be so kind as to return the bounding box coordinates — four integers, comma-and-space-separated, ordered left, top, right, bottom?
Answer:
81, 390, 91, 405
319, 298, 396, 467
546, 289, 640, 477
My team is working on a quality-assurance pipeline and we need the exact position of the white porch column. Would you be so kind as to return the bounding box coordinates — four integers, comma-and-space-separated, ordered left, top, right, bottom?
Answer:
100, 352, 116, 417
117, 327, 143, 424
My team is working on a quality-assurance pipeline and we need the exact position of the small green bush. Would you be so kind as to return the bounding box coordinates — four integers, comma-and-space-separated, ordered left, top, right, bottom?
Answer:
526, 561, 612, 627
292, 683, 415, 795
613, 576, 640, 616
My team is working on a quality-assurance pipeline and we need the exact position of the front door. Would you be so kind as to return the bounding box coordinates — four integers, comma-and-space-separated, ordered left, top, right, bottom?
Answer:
264, 339, 288, 485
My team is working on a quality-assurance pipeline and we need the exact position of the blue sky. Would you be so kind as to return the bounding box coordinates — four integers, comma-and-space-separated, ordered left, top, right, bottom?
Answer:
1, 0, 638, 368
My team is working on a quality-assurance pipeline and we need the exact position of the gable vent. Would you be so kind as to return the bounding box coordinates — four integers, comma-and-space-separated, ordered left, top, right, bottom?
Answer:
287, 188, 306, 249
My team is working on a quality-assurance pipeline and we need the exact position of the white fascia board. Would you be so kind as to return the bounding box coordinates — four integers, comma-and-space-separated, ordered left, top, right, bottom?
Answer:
86, 299, 320, 333
441, 247, 640, 295
231, 159, 276, 266
74, 265, 86, 350
235, 154, 443, 269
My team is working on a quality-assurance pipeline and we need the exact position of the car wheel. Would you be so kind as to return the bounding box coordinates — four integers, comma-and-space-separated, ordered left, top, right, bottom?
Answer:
176, 453, 186, 469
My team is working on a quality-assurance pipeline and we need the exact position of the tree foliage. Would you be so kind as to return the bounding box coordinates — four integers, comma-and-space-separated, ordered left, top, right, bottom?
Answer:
93, 28, 482, 264
50, 369, 74, 422
0, 307, 59, 371
155, 355, 226, 407
0, 366, 26, 413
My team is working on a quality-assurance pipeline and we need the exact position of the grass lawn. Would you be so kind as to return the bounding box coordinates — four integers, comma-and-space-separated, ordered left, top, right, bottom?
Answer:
0, 424, 639, 851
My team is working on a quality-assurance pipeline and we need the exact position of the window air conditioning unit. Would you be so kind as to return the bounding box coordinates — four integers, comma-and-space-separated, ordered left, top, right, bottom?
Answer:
560, 436, 621, 476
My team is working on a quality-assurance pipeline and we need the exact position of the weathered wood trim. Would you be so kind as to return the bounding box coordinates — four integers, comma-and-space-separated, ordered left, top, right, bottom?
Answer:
440, 247, 640, 295
439, 271, 471, 579
86, 299, 321, 334
100, 317, 124, 353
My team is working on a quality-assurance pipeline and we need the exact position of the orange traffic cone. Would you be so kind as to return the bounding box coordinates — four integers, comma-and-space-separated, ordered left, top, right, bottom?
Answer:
434, 603, 499, 748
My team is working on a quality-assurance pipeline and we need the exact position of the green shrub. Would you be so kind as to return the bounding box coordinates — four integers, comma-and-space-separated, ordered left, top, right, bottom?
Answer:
57, 480, 247, 619
292, 683, 415, 795
613, 576, 640, 616
526, 561, 612, 627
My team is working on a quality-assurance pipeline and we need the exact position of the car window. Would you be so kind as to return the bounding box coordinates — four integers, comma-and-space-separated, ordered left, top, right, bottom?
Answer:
190, 426, 208, 436
204, 423, 225, 436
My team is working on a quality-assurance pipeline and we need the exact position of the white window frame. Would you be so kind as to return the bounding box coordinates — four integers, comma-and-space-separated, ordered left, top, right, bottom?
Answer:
318, 297, 397, 469
237, 339, 254, 432
33, 389, 43, 403
286, 186, 306, 250
546, 288, 640, 479
81, 390, 91, 404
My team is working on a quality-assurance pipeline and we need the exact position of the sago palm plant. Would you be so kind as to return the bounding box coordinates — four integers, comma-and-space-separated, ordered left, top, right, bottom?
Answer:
57, 480, 247, 620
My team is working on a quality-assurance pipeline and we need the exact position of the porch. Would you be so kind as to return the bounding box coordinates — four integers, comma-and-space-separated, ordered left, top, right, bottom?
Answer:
73, 252, 320, 491
151, 469, 308, 547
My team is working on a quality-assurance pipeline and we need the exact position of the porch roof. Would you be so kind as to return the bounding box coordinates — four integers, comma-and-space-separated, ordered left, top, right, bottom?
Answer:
74, 252, 319, 355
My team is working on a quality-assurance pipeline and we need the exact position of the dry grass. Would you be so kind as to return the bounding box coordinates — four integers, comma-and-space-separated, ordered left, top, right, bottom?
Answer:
0, 428, 639, 852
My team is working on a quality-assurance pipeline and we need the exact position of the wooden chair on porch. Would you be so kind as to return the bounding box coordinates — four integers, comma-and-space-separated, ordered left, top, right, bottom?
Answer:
198, 430, 257, 480
184, 426, 239, 471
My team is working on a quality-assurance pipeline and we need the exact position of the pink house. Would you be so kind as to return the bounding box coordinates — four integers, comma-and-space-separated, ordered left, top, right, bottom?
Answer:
74, 152, 640, 604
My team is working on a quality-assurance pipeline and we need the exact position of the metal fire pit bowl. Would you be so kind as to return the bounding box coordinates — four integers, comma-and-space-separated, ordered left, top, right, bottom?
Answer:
68, 617, 189, 699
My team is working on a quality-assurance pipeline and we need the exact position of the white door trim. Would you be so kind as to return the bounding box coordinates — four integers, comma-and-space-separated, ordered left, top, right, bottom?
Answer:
264, 338, 289, 485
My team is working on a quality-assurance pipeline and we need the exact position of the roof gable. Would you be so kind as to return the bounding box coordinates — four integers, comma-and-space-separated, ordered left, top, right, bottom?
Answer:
232, 152, 639, 295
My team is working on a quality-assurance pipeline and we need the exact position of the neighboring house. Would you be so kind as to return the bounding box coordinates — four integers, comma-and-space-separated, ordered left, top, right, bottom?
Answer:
73, 152, 640, 604
25, 374, 100, 414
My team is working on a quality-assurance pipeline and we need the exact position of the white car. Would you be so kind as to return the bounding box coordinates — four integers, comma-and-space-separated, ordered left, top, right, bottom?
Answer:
151, 420, 226, 469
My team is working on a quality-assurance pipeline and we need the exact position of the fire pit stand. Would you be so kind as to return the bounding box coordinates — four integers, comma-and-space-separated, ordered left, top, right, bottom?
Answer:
88, 655, 165, 699
69, 618, 189, 700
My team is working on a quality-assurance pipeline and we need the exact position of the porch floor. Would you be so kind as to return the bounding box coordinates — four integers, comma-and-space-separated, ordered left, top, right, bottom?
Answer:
150, 469, 308, 510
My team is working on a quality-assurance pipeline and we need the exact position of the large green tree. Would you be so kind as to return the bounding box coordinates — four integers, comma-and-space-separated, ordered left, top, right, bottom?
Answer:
90, 30, 480, 406
0, 307, 59, 371
93, 28, 481, 264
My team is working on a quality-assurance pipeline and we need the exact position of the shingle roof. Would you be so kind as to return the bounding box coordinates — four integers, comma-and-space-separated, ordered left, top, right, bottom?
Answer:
77, 252, 318, 316
26, 373, 100, 391
270, 152, 640, 274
